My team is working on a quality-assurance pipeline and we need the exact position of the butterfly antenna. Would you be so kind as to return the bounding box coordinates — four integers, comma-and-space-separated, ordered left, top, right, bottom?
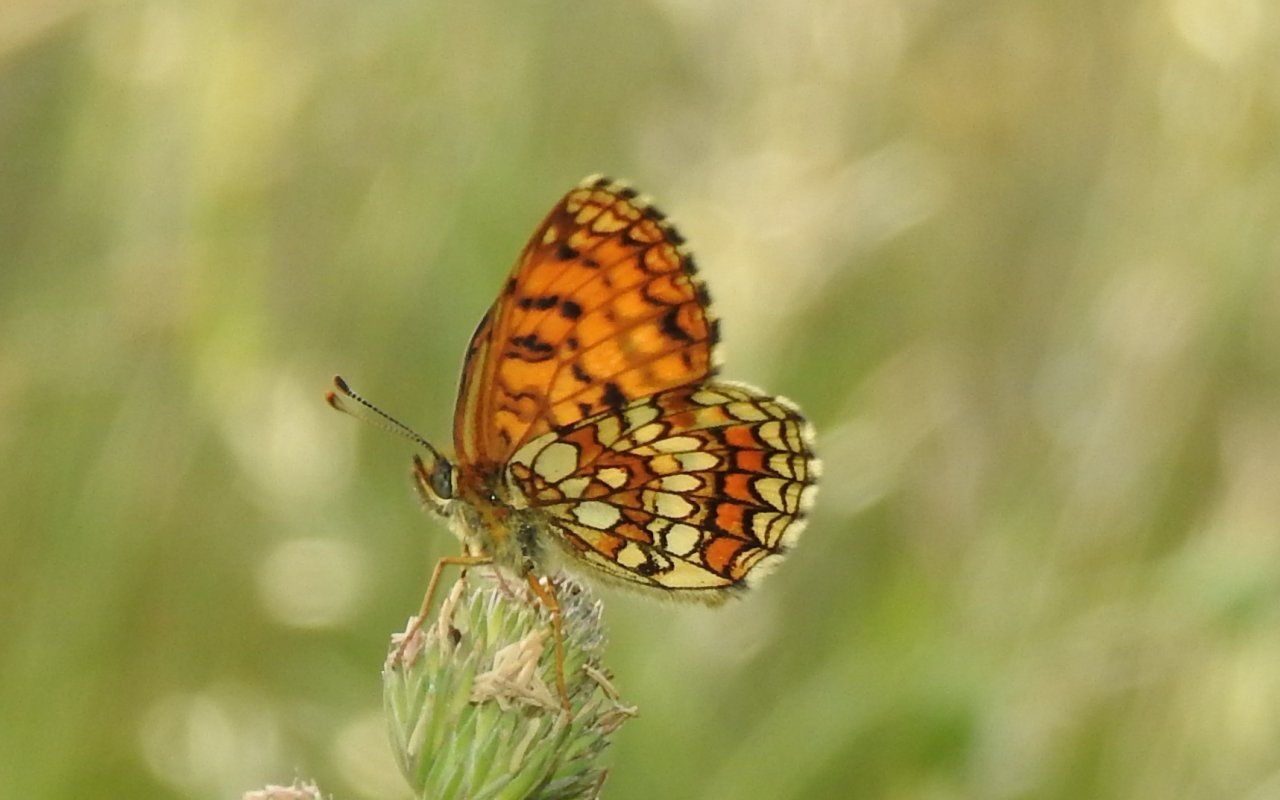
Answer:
326, 375, 446, 462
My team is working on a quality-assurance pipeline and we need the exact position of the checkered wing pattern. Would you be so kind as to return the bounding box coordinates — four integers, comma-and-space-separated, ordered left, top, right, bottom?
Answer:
506, 382, 818, 600
453, 176, 719, 469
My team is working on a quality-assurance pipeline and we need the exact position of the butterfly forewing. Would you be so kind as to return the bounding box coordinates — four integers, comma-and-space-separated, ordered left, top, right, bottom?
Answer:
453, 176, 718, 467
505, 382, 818, 599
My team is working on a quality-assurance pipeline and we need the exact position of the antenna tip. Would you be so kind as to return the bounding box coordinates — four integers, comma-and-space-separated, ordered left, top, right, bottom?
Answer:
332, 375, 351, 393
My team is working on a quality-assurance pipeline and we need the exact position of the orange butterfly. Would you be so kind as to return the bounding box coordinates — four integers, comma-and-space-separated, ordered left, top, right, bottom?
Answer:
329, 176, 819, 708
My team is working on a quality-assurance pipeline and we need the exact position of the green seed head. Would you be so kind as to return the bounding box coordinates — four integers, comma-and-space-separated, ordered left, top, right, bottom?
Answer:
383, 573, 635, 800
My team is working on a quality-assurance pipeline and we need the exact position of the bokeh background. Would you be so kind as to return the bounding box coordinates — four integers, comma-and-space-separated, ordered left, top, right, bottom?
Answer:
3, 1, 1280, 798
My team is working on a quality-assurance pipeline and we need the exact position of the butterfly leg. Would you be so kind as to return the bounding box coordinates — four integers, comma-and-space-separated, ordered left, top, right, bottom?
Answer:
524, 573, 572, 714
394, 553, 493, 664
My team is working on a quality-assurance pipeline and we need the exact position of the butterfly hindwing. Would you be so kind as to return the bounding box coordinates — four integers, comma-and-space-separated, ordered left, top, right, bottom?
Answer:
505, 382, 818, 600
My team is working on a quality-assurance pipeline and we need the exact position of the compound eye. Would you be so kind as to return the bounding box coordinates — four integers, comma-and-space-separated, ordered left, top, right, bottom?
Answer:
430, 460, 454, 500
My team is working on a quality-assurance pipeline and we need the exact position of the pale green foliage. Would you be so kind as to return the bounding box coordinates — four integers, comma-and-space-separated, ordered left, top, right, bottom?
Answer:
5, 2, 1280, 798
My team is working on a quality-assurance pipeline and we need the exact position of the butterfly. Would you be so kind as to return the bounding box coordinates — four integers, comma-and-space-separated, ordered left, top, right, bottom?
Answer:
329, 175, 819, 707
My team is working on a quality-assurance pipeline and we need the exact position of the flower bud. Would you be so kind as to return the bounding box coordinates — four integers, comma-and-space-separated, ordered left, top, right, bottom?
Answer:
384, 573, 634, 799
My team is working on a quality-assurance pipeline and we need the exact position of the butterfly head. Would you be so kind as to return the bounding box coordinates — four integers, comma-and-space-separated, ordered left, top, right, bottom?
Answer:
412, 452, 456, 514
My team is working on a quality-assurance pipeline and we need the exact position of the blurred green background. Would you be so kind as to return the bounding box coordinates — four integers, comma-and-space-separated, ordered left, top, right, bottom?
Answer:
3, 1, 1280, 798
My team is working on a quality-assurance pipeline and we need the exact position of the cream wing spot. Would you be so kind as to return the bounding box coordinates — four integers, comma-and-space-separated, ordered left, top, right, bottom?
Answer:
616, 542, 648, 570
694, 405, 733, 427
725, 402, 770, 422
659, 473, 702, 493
510, 431, 558, 468
596, 467, 629, 489
651, 491, 694, 519
646, 517, 672, 536
757, 420, 787, 449
782, 421, 803, 451
692, 388, 733, 406
753, 477, 795, 512
676, 451, 720, 471
533, 441, 581, 483
559, 476, 591, 498
654, 560, 731, 589
572, 500, 622, 529
629, 422, 665, 446
751, 511, 785, 547
648, 454, 680, 475
643, 435, 702, 454
593, 209, 629, 234
768, 452, 797, 478
663, 523, 701, 556
594, 415, 623, 447
623, 403, 661, 431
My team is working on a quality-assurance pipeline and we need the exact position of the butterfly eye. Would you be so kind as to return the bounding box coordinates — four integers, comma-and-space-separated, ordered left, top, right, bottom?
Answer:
431, 460, 454, 500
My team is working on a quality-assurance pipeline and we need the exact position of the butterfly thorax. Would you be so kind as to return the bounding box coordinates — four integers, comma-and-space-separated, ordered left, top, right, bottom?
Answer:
449, 461, 545, 576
